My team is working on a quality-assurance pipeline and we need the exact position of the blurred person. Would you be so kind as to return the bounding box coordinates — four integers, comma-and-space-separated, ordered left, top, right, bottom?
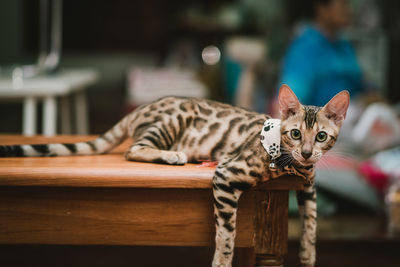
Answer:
278, 0, 400, 211
279, 0, 363, 106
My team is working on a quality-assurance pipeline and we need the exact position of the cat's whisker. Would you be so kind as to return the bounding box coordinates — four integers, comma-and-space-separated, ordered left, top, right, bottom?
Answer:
278, 159, 290, 167
280, 147, 292, 154
277, 154, 294, 167
316, 156, 333, 174
325, 149, 355, 159
326, 149, 352, 155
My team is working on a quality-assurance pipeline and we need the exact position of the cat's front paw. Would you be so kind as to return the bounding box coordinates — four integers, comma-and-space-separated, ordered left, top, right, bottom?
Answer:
212, 251, 233, 267
212, 260, 231, 267
163, 151, 187, 165
299, 249, 316, 267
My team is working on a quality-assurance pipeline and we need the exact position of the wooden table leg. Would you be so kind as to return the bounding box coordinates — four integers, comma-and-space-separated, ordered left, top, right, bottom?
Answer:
254, 190, 289, 267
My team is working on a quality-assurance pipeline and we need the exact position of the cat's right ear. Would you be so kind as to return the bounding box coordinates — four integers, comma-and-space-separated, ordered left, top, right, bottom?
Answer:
321, 90, 350, 126
278, 84, 301, 120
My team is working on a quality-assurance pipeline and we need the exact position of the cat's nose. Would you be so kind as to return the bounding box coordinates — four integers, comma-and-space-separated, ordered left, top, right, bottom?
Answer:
301, 151, 312, 159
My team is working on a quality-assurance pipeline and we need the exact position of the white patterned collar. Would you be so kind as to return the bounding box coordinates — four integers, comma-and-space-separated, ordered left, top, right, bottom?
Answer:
260, 118, 281, 170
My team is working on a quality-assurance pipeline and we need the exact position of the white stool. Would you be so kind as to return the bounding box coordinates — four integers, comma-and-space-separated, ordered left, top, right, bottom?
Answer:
0, 69, 99, 136
225, 37, 266, 109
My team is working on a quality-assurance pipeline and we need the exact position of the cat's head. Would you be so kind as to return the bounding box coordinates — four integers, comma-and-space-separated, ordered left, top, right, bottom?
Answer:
278, 84, 349, 166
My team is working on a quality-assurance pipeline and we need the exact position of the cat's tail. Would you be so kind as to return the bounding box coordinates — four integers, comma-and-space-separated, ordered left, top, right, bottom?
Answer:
0, 116, 129, 157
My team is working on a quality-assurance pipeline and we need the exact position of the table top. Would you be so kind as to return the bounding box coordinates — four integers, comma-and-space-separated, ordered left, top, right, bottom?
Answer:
0, 135, 303, 190
0, 69, 99, 98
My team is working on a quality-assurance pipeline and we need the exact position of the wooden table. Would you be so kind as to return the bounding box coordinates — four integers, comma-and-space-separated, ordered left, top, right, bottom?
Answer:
0, 135, 304, 267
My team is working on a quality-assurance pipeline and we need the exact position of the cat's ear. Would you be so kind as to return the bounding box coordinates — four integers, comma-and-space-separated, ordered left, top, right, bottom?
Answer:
278, 84, 301, 120
322, 90, 350, 126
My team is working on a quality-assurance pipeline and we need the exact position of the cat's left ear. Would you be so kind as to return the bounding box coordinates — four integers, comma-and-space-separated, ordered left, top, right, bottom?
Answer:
322, 90, 350, 126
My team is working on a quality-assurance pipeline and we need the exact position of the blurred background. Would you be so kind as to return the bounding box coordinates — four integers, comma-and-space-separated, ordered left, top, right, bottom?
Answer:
1, 0, 400, 266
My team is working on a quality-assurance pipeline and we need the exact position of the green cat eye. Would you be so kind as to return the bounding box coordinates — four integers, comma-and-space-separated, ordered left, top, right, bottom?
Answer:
290, 129, 301, 140
316, 131, 327, 142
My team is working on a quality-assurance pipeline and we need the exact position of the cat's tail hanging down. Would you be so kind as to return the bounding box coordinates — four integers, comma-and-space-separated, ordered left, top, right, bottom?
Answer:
0, 117, 129, 157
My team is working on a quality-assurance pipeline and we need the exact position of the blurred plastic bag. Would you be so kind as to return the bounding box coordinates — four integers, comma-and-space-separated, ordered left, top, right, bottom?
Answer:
359, 147, 400, 194
351, 103, 400, 152
373, 147, 400, 179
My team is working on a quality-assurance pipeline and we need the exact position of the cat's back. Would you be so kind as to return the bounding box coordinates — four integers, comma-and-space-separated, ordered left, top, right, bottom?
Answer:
130, 96, 268, 161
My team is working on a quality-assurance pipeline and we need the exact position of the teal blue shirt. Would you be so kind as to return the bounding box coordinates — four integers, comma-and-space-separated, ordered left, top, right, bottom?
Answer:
280, 24, 362, 106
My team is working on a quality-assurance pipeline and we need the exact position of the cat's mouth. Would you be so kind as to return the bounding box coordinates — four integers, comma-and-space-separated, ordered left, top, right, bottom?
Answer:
276, 151, 296, 168
298, 158, 316, 166
291, 151, 317, 166
276, 148, 318, 168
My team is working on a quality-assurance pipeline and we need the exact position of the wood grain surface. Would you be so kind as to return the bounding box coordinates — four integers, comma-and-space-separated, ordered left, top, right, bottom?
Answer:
0, 186, 256, 247
254, 191, 289, 267
0, 135, 304, 190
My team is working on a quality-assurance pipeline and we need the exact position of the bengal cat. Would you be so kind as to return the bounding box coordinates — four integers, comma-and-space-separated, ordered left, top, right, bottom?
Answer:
0, 84, 349, 267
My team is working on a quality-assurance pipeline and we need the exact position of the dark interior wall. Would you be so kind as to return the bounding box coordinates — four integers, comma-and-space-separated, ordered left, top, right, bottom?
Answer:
24, 0, 177, 53
0, 0, 220, 62
22, 0, 236, 56
0, 0, 24, 64
381, 0, 400, 103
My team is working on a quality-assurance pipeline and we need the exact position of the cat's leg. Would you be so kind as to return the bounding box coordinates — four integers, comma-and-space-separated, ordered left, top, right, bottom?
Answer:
125, 144, 187, 165
212, 163, 253, 267
296, 183, 317, 267
125, 131, 187, 165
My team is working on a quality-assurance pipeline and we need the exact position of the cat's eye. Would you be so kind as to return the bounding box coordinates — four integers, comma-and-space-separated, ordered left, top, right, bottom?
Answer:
290, 129, 301, 140
316, 131, 327, 142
